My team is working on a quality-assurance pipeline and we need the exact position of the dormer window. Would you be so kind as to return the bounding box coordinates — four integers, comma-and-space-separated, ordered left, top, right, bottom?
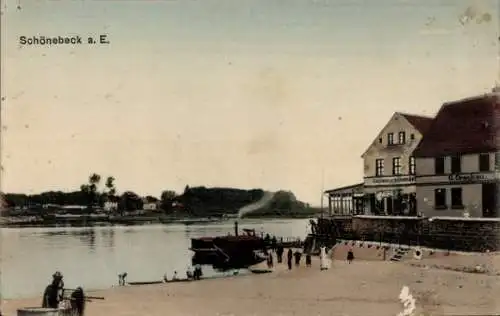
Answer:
398, 132, 406, 144
387, 133, 394, 145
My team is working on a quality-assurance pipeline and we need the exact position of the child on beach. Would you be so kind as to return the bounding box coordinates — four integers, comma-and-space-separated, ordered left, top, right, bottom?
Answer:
347, 248, 354, 264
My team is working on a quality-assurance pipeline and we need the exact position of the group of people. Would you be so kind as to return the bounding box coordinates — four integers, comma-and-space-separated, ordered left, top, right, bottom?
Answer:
184, 264, 203, 281
42, 271, 86, 315
265, 244, 355, 271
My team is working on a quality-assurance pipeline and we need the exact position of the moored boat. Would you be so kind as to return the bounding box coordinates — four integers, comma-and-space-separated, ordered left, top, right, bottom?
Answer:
190, 221, 268, 271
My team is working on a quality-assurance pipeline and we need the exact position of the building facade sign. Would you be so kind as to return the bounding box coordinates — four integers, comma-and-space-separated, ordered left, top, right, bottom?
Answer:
448, 173, 491, 183
417, 172, 499, 185
364, 176, 416, 187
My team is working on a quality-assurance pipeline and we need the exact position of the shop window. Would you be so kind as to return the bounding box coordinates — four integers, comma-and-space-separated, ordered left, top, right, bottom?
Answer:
434, 188, 447, 209
435, 157, 445, 175
479, 154, 490, 172
375, 159, 384, 176
387, 133, 394, 145
451, 188, 463, 209
409, 157, 416, 175
451, 155, 461, 173
392, 157, 402, 175
398, 131, 406, 144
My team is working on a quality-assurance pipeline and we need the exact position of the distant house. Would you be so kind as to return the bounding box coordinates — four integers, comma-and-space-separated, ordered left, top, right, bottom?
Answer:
143, 202, 158, 211
103, 201, 118, 212
142, 196, 160, 211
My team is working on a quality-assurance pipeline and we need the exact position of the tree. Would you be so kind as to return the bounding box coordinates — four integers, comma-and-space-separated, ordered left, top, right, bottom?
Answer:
105, 176, 116, 197
160, 190, 177, 213
79, 173, 102, 211
118, 191, 143, 213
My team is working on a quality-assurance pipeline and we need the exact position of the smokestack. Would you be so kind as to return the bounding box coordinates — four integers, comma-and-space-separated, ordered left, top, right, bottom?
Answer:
234, 221, 239, 236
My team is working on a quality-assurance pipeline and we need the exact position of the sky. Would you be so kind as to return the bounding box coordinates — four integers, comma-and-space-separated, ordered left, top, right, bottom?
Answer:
1, 0, 498, 204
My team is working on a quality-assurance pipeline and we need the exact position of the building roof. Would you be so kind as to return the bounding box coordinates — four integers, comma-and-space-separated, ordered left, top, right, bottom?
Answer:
324, 183, 364, 195
413, 92, 500, 158
398, 113, 434, 135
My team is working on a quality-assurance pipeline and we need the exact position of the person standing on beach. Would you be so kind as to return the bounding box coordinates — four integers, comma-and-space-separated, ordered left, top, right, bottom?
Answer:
70, 287, 86, 316
271, 236, 277, 251
293, 250, 302, 267
42, 271, 64, 309
347, 248, 354, 264
305, 253, 312, 267
276, 246, 284, 263
266, 252, 274, 268
287, 249, 293, 270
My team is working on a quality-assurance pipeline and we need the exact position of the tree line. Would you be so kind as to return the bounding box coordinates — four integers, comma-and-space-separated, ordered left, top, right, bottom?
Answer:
2, 174, 315, 217
2, 173, 172, 214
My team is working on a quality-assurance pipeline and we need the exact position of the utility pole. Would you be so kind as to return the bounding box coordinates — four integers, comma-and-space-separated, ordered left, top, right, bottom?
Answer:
320, 168, 325, 219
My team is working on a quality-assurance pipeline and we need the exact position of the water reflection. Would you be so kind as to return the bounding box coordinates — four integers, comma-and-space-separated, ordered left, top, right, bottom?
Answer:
1, 219, 309, 299
37, 228, 98, 252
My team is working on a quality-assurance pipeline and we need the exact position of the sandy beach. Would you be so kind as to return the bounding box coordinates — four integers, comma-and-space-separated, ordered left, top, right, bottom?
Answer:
3, 249, 500, 316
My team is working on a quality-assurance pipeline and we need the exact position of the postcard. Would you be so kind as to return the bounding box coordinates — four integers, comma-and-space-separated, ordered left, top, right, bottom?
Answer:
1, 0, 499, 315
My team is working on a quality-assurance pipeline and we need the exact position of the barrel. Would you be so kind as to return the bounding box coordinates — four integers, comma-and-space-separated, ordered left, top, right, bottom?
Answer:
17, 307, 59, 316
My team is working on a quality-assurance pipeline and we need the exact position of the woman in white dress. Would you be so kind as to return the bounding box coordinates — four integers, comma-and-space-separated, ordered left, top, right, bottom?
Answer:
319, 246, 330, 270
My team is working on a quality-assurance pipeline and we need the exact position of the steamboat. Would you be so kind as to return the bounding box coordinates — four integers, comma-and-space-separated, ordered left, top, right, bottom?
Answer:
190, 221, 268, 271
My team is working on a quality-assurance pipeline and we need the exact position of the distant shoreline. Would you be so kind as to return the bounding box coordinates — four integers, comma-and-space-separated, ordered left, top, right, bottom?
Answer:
0, 213, 317, 229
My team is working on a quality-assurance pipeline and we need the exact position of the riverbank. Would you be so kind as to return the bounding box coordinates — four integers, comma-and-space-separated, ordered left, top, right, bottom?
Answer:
3, 254, 499, 316
0, 214, 317, 228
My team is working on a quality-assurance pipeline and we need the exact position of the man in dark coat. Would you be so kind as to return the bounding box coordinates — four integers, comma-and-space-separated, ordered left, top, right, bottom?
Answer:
293, 250, 302, 266
287, 249, 293, 270
42, 271, 64, 308
276, 246, 284, 263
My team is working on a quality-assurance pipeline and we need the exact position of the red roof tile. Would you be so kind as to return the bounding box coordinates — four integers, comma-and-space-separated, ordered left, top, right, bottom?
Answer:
399, 113, 434, 134
413, 93, 500, 157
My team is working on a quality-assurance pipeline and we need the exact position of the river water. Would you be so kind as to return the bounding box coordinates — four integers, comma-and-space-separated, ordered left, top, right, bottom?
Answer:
0, 219, 311, 299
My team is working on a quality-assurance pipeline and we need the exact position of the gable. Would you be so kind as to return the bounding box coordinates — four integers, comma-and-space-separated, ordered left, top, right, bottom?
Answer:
361, 112, 418, 158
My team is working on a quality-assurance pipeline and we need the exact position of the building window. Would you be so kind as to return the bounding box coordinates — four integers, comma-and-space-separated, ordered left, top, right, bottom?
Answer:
434, 188, 447, 209
451, 155, 461, 173
375, 159, 384, 176
387, 133, 394, 145
495, 152, 500, 171
435, 157, 445, 175
398, 132, 406, 144
392, 157, 402, 175
451, 188, 463, 209
409, 157, 416, 175
479, 154, 490, 172
410, 133, 415, 140
378, 138, 382, 144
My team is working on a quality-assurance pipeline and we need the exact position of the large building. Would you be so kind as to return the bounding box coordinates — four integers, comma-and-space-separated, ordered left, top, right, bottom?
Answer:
325, 112, 432, 216
361, 112, 433, 216
413, 91, 500, 218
